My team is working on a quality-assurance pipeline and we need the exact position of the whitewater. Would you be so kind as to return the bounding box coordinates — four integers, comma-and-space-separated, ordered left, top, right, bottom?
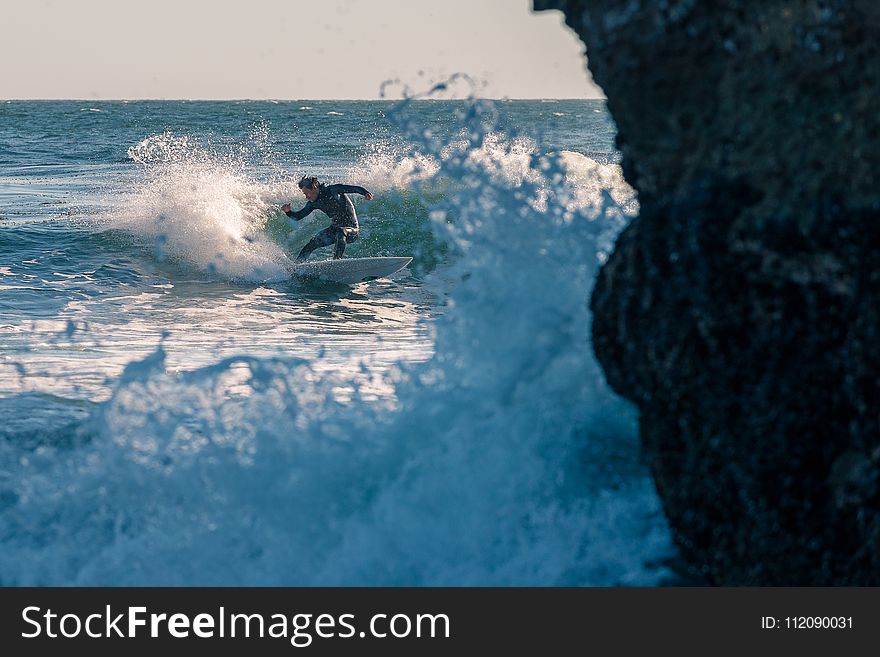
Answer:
0, 93, 674, 585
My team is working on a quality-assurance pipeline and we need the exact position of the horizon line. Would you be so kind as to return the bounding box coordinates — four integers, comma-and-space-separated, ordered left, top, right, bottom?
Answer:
1, 96, 606, 102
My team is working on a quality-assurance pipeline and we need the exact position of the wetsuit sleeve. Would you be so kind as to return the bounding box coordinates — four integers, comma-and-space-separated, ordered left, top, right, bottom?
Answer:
331, 184, 370, 196
286, 202, 315, 220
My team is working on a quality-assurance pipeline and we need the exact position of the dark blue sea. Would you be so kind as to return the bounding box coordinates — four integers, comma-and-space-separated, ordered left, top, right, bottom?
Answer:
0, 93, 674, 584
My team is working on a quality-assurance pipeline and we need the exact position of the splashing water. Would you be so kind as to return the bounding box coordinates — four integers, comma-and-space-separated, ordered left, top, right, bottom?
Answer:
0, 92, 673, 585
111, 157, 293, 282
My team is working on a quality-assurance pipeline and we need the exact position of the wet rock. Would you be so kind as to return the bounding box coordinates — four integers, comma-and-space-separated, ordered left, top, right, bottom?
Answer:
535, 0, 880, 584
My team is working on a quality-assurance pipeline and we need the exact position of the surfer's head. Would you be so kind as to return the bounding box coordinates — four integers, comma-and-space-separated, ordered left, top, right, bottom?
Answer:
298, 176, 321, 202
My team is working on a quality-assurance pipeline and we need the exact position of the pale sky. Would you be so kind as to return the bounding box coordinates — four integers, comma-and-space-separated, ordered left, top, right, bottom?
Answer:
1, 0, 603, 99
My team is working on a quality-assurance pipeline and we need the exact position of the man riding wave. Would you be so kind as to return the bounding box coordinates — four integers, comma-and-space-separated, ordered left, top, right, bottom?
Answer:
282, 176, 374, 262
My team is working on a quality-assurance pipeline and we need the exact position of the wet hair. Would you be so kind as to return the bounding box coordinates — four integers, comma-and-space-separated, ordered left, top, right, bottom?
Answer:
298, 175, 321, 190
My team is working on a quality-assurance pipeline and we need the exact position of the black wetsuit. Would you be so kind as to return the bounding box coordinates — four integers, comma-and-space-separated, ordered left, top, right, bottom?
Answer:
286, 184, 369, 262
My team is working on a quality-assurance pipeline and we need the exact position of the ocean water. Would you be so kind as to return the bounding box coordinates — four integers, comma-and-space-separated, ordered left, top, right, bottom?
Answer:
0, 91, 674, 585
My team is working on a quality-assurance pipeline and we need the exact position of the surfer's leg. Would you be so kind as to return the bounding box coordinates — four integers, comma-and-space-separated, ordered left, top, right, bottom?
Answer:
296, 228, 336, 263
332, 228, 358, 259
295, 238, 321, 262
333, 231, 346, 259
332, 227, 352, 259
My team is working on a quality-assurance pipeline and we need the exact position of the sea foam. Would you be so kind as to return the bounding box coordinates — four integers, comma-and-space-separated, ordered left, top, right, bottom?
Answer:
0, 93, 672, 585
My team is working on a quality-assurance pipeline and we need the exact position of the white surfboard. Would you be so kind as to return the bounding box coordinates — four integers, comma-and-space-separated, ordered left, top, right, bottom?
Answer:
288, 256, 413, 284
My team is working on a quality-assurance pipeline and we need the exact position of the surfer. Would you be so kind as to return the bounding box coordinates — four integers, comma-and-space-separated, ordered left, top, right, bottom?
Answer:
281, 176, 374, 262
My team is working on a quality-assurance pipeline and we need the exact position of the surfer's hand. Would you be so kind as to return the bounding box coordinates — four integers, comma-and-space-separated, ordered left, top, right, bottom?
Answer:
281, 203, 291, 213
364, 192, 374, 201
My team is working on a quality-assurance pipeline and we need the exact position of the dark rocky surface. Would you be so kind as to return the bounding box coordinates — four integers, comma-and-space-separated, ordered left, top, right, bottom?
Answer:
535, 0, 880, 584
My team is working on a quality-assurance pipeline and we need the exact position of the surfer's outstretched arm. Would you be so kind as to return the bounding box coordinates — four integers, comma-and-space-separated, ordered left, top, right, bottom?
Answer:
282, 202, 316, 221
331, 184, 374, 200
